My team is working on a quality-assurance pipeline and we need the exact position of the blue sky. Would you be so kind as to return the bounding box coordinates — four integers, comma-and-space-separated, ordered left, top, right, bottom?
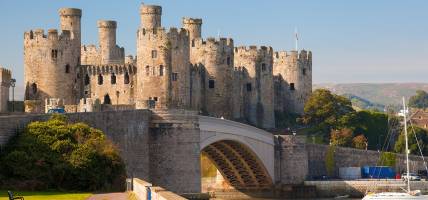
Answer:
1, 0, 427, 88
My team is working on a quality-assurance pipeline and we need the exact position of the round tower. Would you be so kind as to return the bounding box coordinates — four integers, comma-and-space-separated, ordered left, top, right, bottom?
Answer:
58, 8, 81, 43
139, 4, 162, 29
97, 20, 117, 65
182, 18, 202, 40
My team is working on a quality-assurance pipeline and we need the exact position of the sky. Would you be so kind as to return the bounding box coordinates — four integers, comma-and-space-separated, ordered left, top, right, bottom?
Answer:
0, 0, 427, 90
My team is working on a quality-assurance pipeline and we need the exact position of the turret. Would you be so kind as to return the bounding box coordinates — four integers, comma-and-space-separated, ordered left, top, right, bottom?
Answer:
97, 20, 118, 65
182, 18, 202, 40
58, 8, 81, 43
139, 4, 162, 29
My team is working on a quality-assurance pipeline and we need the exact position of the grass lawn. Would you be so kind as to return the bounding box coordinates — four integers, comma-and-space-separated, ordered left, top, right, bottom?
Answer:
0, 190, 92, 200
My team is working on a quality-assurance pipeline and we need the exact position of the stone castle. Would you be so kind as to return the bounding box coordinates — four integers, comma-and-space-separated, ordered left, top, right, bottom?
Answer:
23, 3, 312, 129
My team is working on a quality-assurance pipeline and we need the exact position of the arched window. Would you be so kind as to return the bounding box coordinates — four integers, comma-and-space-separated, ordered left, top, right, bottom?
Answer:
191, 40, 195, 47
124, 72, 130, 84
85, 74, 90, 85
227, 56, 231, 65
146, 66, 150, 76
111, 73, 116, 84
98, 74, 103, 85
159, 65, 164, 76
103, 94, 111, 104
65, 64, 70, 73
31, 83, 37, 94
261, 63, 266, 71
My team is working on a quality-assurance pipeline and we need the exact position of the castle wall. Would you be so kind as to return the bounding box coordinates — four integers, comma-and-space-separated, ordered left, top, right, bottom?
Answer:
82, 64, 136, 106
273, 50, 312, 114
234, 46, 275, 129
190, 38, 234, 119
0, 68, 11, 112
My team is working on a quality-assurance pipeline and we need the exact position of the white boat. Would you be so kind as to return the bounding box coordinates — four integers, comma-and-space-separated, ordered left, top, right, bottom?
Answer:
362, 98, 428, 200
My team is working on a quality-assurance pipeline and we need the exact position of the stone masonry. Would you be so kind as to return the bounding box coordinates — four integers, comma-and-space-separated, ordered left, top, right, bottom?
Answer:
23, 2, 312, 130
0, 67, 11, 113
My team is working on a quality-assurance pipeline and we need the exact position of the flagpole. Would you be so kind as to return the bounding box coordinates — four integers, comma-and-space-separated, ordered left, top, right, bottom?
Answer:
295, 27, 298, 51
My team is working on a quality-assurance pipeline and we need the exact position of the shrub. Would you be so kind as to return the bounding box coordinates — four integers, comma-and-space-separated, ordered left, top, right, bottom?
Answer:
0, 114, 126, 191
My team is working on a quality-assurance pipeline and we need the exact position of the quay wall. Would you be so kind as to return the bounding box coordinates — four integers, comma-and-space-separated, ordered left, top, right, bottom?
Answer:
306, 144, 428, 178
133, 178, 187, 200
305, 180, 428, 197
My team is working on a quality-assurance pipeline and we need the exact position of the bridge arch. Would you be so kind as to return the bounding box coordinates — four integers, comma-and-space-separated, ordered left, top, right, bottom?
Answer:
199, 116, 275, 189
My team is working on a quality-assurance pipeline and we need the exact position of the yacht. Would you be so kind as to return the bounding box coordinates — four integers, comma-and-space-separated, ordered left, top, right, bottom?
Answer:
362, 98, 428, 200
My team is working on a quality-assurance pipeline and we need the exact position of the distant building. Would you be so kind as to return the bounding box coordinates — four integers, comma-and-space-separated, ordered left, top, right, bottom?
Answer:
410, 109, 428, 129
23, 3, 313, 129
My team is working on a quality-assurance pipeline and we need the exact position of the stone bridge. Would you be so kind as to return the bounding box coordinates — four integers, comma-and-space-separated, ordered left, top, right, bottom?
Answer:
0, 109, 307, 194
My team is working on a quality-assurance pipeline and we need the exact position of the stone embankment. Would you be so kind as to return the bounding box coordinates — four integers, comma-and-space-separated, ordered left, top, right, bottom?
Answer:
132, 178, 187, 200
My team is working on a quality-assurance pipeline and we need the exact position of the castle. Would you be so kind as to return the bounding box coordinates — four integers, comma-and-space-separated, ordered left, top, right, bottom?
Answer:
23, 3, 312, 129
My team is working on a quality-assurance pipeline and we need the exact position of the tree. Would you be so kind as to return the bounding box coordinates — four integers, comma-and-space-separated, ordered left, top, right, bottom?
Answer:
0, 114, 125, 191
344, 110, 389, 150
352, 134, 368, 149
394, 126, 428, 155
330, 128, 353, 147
408, 90, 428, 109
302, 89, 355, 133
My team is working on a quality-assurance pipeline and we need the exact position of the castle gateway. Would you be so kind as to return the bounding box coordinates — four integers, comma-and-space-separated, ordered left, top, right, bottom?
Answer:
23, 3, 312, 130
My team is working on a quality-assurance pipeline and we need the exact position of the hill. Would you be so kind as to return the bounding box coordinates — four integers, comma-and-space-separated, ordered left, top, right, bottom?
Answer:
314, 83, 428, 107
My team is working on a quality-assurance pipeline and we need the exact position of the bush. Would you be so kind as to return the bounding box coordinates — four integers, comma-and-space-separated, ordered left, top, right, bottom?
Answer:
0, 114, 126, 191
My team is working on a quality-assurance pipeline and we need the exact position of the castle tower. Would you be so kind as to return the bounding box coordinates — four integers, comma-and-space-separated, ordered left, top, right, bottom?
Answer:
189, 37, 234, 118
97, 20, 124, 64
136, 4, 191, 109
0, 67, 11, 112
234, 46, 275, 129
182, 18, 202, 40
140, 4, 162, 29
273, 50, 312, 114
24, 8, 82, 113
59, 8, 81, 45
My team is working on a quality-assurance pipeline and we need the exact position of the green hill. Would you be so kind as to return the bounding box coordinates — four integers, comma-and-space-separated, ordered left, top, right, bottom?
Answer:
314, 83, 428, 107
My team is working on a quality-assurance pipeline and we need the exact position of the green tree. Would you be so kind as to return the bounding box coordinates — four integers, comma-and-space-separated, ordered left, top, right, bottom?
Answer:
352, 134, 368, 149
0, 114, 125, 191
394, 126, 428, 155
379, 152, 396, 167
302, 89, 355, 134
345, 110, 389, 150
330, 128, 353, 147
408, 90, 428, 108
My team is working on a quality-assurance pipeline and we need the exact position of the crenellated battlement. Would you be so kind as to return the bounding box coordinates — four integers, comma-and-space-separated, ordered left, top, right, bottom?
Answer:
192, 37, 234, 50
58, 8, 82, 17
182, 17, 202, 25
82, 64, 137, 75
0, 67, 11, 82
274, 50, 312, 64
140, 5, 162, 15
24, 28, 72, 45
97, 20, 117, 28
234, 45, 273, 57
139, 26, 188, 39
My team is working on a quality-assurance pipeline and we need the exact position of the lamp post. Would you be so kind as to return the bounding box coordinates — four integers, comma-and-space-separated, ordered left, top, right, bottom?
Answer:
10, 78, 16, 112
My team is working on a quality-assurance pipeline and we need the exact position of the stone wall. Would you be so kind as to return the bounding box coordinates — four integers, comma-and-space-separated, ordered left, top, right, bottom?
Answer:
149, 110, 201, 194
0, 67, 11, 113
305, 180, 428, 197
275, 135, 308, 185
0, 110, 152, 180
306, 144, 428, 178
133, 178, 187, 200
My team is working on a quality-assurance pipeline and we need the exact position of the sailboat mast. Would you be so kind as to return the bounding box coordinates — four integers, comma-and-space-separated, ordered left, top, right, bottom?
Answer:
403, 97, 410, 192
